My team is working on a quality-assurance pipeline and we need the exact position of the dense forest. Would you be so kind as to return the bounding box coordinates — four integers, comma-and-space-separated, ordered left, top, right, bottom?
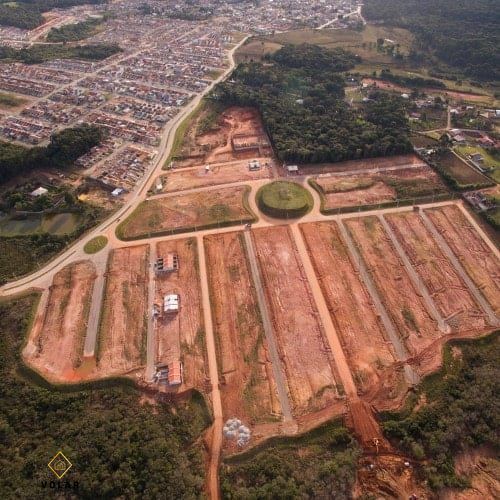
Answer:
0, 42, 121, 64
0, 0, 107, 30
221, 421, 360, 498
0, 295, 208, 497
215, 44, 412, 164
363, 0, 500, 81
383, 333, 499, 490
0, 124, 105, 184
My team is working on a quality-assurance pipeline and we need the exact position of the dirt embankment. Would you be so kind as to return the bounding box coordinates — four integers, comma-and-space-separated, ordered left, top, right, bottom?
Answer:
155, 238, 206, 391
98, 245, 149, 375
26, 261, 96, 381
252, 225, 338, 415
205, 232, 281, 425
301, 221, 406, 401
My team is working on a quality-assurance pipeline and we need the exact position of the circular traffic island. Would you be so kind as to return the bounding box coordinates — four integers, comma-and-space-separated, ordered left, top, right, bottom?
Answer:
256, 181, 313, 219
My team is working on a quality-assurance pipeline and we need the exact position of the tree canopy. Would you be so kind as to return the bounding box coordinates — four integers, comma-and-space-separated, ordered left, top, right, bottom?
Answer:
215, 44, 412, 164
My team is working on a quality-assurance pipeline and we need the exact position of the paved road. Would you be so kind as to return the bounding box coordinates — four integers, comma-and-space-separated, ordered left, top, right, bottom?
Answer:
145, 243, 157, 381
379, 214, 450, 334
83, 248, 109, 357
337, 220, 420, 386
419, 210, 500, 327
243, 230, 294, 421
290, 223, 358, 398
196, 235, 223, 500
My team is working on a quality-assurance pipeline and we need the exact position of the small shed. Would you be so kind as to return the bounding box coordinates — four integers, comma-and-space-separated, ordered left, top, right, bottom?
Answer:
286, 165, 299, 174
163, 294, 179, 313
248, 159, 261, 171
167, 361, 182, 386
30, 187, 48, 197
155, 253, 179, 274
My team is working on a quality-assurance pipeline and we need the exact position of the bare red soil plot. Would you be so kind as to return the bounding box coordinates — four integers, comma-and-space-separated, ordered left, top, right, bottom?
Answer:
205, 232, 280, 424
160, 158, 271, 193
301, 222, 404, 399
25, 261, 96, 381
345, 216, 439, 355
118, 186, 254, 240
299, 153, 424, 176
252, 225, 337, 415
175, 106, 273, 168
426, 205, 500, 314
386, 212, 489, 332
155, 238, 206, 390
314, 164, 447, 210
98, 245, 149, 375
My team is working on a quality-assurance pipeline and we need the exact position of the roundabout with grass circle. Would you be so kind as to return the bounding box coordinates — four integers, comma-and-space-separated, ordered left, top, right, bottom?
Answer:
84, 235, 108, 254
256, 181, 314, 219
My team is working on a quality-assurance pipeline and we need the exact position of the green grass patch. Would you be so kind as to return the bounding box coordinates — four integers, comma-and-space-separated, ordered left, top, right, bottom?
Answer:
0, 91, 26, 108
256, 181, 313, 219
83, 235, 108, 254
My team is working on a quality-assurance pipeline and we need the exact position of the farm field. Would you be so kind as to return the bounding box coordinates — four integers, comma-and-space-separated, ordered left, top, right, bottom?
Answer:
205, 232, 280, 424
155, 238, 206, 390
437, 151, 492, 188
425, 205, 500, 315
24, 261, 96, 382
159, 158, 271, 193
345, 216, 439, 356
301, 221, 405, 401
117, 186, 255, 240
313, 164, 447, 211
98, 245, 149, 375
252, 225, 337, 415
171, 106, 273, 169
386, 212, 489, 332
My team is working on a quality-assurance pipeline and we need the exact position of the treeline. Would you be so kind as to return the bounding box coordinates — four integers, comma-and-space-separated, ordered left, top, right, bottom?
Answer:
0, 42, 120, 64
215, 44, 412, 164
378, 69, 446, 89
363, 0, 500, 82
46, 15, 105, 42
0, 295, 208, 496
383, 333, 499, 490
0, 0, 107, 30
0, 124, 105, 184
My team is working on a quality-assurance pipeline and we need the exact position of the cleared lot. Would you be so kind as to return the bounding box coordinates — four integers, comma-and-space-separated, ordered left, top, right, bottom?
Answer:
205, 232, 280, 423
252, 225, 337, 415
26, 261, 96, 381
98, 245, 149, 375
155, 238, 206, 390
426, 205, 500, 314
301, 222, 404, 399
117, 186, 255, 240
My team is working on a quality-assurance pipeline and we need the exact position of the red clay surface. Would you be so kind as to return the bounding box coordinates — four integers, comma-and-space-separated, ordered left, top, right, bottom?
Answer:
301, 222, 404, 399
345, 216, 439, 355
386, 212, 489, 332
119, 186, 254, 239
315, 164, 447, 210
25, 261, 96, 381
426, 205, 500, 314
155, 238, 206, 391
205, 232, 280, 424
252, 225, 337, 415
160, 158, 271, 193
98, 245, 149, 375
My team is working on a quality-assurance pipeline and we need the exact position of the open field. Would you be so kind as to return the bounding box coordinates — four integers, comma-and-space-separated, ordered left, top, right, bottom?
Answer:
205, 232, 280, 423
426, 205, 500, 314
437, 151, 493, 188
155, 238, 206, 390
301, 221, 405, 400
345, 216, 439, 355
252, 225, 337, 415
0, 212, 82, 237
117, 186, 255, 240
313, 164, 448, 211
171, 106, 273, 169
24, 261, 96, 381
455, 145, 500, 183
158, 158, 271, 193
98, 245, 149, 375
386, 212, 489, 332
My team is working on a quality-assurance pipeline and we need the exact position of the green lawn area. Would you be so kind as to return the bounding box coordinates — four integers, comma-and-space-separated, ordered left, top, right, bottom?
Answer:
0, 91, 26, 108
455, 145, 500, 182
256, 181, 313, 219
83, 235, 108, 254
